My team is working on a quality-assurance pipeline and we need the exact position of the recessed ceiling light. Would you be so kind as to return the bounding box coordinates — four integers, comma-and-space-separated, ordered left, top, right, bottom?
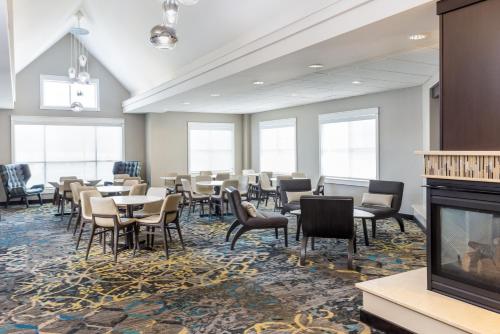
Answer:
409, 33, 427, 40
210, 93, 221, 97
308, 64, 324, 69
253, 81, 265, 85
182, 102, 191, 105
352, 80, 362, 85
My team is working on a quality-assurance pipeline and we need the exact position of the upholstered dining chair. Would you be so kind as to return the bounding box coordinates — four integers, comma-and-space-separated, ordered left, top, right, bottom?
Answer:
87, 197, 138, 262
181, 179, 211, 217
257, 172, 276, 208
123, 178, 141, 187
291, 172, 306, 178
68, 183, 96, 233
54, 176, 77, 206
226, 187, 288, 250
76, 190, 102, 250
136, 194, 184, 258
242, 170, 258, 200
274, 175, 293, 210
355, 180, 405, 241
314, 176, 325, 196
129, 183, 147, 196
194, 175, 213, 195
173, 174, 191, 193
237, 175, 249, 200
135, 187, 168, 218
163, 172, 177, 190
279, 179, 313, 215
299, 196, 355, 269
199, 171, 212, 176
210, 179, 239, 218
215, 172, 230, 181
59, 179, 83, 219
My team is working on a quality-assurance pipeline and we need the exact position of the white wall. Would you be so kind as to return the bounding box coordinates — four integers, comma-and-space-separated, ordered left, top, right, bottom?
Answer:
250, 87, 423, 214
146, 112, 244, 187
0, 35, 146, 201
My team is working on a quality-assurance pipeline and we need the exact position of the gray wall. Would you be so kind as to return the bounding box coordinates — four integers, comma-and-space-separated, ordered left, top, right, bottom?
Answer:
250, 87, 423, 214
0, 35, 146, 199
146, 112, 244, 187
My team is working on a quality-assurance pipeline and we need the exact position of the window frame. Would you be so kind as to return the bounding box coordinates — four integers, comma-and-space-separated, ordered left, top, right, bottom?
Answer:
11, 116, 125, 188
39, 75, 100, 112
258, 118, 297, 174
318, 108, 379, 187
187, 121, 236, 174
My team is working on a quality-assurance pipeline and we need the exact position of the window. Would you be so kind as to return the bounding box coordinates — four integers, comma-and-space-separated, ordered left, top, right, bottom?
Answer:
259, 118, 296, 174
12, 116, 124, 187
40, 75, 100, 111
188, 122, 235, 173
319, 108, 378, 183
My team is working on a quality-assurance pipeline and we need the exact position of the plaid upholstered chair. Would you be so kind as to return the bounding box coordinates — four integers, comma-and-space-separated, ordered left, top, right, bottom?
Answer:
0, 164, 44, 208
112, 161, 141, 177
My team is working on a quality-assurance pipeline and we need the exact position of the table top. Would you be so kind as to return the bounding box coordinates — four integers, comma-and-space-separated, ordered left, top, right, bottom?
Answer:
111, 195, 163, 206
97, 186, 132, 193
196, 180, 224, 187
290, 208, 374, 219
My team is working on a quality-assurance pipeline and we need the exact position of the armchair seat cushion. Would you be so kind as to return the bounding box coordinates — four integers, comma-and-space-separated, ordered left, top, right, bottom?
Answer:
246, 215, 288, 228
355, 205, 397, 219
26, 186, 44, 195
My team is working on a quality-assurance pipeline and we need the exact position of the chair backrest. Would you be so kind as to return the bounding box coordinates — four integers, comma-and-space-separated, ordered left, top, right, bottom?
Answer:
276, 175, 293, 186
194, 175, 212, 194
0, 164, 31, 194
163, 172, 177, 187
175, 174, 191, 185
129, 183, 147, 196
221, 179, 239, 199
291, 172, 306, 178
368, 180, 405, 211
165, 172, 177, 177
280, 179, 312, 204
317, 175, 325, 187
113, 161, 141, 177
80, 190, 102, 220
259, 172, 272, 188
242, 169, 255, 175
60, 176, 77, 182
199, 171, 212, 176
161, 193, 182, 214
147, 187, 167, 198
300, 196, 354, 239
114, 174, 130, 181
216, 172, 230, 181
63, 179, 83, 192
226, 187, 249, 224
238, 175, 249, 192
123, 179, 140, 186
181, 178, 194, 195
90, 197, 120, 227
70, 183, 96, 203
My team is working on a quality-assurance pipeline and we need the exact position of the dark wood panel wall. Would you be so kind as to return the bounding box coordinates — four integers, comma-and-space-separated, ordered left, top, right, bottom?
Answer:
438, 0, 500, 150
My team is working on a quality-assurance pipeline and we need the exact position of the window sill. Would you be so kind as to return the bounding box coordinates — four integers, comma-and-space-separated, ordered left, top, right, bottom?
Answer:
324, 177, 370, 187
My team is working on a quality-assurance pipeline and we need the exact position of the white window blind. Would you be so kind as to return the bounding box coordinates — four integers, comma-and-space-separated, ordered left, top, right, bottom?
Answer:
40, 75, 100, 111
319, 108, 378, 182
259, 118, 296, 174
11, 116, 124, 186
188, 122, 235, 173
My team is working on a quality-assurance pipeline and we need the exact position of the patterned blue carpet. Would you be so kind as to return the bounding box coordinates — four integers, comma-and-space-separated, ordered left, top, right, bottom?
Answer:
0, 202, 426, 333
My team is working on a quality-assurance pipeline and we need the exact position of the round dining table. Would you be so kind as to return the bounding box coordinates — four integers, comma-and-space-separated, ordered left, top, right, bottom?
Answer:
96, 186, 132, 194
196, 180, 224, 187
290, 208, 375, 243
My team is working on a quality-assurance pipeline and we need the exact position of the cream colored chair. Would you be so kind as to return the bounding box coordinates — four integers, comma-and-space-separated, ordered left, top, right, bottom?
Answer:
136, 194, 184, 258
181, 179, 211, 217
210, 179, 238, 218
87, 197, 138, 262
194, 175, 213, 195
135, 187, 168, 218
292, 172, 306, 178
163, 172, 177, 190
113, 174, 130, 185
59, 179, 83, 220
129, 183, 147, 196
123, 178, 141, 187
76, 190, 102, 250
68, 183, 96, 233
199, 171, 212, 176
238, 175, 249, 200
173, 174, 191, 193
257, 173, 276, 208
242, 169, 255, 175
215, 172, 230, 181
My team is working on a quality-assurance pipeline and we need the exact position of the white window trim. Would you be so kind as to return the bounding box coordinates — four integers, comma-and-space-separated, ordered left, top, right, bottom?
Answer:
318, 108, 379, 187
11, 116, 125, 188
187, 122, 235, 174
40, 74, 100, 112
259, 117, 297, 174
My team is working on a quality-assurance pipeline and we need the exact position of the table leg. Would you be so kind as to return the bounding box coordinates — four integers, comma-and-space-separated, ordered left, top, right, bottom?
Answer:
362, 218, 369, 246
126, 204, 134, 249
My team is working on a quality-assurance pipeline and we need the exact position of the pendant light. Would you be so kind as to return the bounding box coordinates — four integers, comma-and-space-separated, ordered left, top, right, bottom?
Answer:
69, 12, 91, 112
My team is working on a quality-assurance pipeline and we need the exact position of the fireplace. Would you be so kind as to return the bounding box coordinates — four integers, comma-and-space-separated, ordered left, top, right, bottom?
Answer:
427, 179, 500, 312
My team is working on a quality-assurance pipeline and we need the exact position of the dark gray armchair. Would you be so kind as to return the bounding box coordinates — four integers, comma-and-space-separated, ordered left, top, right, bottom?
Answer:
355, 180, 405, 244
279, 179, 312, 215
299, 196, 355, 269
0, 164, 44, 207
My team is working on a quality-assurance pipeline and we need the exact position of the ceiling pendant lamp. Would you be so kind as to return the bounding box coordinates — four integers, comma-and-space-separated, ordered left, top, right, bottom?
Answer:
150, 0, 199, 50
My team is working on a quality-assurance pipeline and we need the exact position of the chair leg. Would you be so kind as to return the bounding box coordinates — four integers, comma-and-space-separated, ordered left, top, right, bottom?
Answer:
167, 226, 173, 241
76, 221, 86, 250
275, 227, 278, 239
296, 215, 302, 241
283, 226, 288, 247
347, 238, 354, 270
38, 194, 43, 206
265, 193, 269, 207
25, 197, 29, 208
175, 221, 185, 250
113, 225, 119, 263
85, 224, 96, 260
257, 191, 262, 208
371, 219, 377, 238
311, 237, 315, 251
225, 219, 240, 242
67, 203, 75, 230
151, 227, 156, 248
299, 236, 309, 266
161, 224, 169, 259
362, 219, 369, 246
230, 226, 250, 250
395, 214, 405, 232
73, 211, 82, 236
132, 224, 139, 257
